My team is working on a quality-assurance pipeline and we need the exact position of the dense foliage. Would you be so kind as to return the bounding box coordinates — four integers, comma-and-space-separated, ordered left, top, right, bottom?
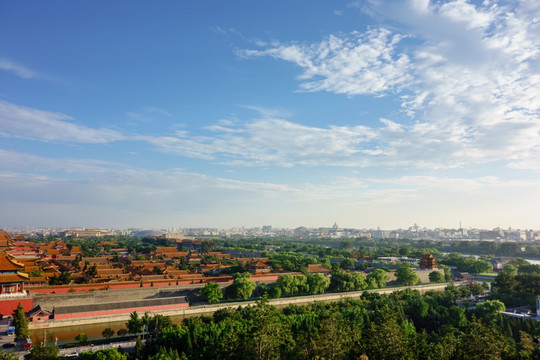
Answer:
130, 286, 540, 360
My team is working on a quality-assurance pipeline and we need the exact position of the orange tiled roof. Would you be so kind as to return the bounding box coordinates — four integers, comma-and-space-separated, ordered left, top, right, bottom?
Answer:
0, 273, 28, 282
0, 255, 24, 271
251, 261, 269, 268
307, 264, 332, 273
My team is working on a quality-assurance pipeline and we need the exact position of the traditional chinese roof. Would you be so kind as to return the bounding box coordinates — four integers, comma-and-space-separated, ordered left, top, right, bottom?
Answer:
307, 264, 332, 273
250, 261, 269, 268
26, 305, 51, 317
0, 254, 24, 272
0, 273, 28, 283
0, 231, 14, 250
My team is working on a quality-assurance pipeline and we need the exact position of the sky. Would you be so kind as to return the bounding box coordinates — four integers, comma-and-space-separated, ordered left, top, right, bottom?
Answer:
1, 0, 540, 230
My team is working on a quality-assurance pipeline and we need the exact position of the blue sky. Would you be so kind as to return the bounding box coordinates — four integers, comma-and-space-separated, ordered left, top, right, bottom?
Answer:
1, 0, 540, 230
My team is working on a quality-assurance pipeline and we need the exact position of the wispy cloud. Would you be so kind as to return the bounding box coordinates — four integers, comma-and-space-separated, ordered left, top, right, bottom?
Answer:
0, 58, 38, 79
143, 116, 377, 167
0, 100, 124, 143
238, 27, 412, 96
231, 0, 540, 171
0, 149, 125, 175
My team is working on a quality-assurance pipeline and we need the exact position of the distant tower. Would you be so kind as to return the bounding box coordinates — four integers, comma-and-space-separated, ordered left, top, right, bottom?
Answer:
419, 253, 437, 270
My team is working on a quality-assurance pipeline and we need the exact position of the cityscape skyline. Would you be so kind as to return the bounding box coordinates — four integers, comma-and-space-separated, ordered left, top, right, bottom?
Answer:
1, 1, 540, 230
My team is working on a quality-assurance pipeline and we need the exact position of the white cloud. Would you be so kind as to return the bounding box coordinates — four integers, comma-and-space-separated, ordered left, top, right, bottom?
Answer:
239, 28, 412, 96
0, 149, 125, 175
233, 0, 540, 171
0, 58, 38, 79
144, 117, 377, 167
0, 100, 124, 143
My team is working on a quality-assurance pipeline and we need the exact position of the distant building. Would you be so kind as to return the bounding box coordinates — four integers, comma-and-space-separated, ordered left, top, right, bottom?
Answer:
479, 228, 505, 241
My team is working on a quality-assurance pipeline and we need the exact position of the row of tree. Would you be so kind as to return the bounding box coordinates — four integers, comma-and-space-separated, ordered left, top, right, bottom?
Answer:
201, 266, 450, 304
129, 285, 539, 360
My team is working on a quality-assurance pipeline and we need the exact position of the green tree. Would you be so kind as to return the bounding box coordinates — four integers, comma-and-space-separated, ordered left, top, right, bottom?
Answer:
23, 345, 59, 360
468, 282, 487, 296
439, 264, 452, 281
78, 348, 128, 360
59, 271, 72, 284
329, 268, 367, 292
87, 265, 98, 277
395, 267, 420, 286
429, 270, 444, 283
492, 271, 518, 294
75, 333, 88, 344
306, 273, 330, 294
230, 273, 256, 300
340, 239, 354, 250
127, 311, 143, 335
367, 268, 389, 288
474, 300, 505, 322
12, 302, 29, 342
201, 282, 223, 304
101, 327, 115, 339
147, 314, 174, 337
502, 264, 517, 277
456, 317, 515, 360
340, 258, 355, 269
277, 274, 298, 296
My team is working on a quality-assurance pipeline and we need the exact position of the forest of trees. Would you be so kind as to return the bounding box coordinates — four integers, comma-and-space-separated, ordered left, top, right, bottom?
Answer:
130, 285, 540, 360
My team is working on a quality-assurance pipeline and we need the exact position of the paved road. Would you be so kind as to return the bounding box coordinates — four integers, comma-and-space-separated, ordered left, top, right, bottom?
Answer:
57, 340, 138, 357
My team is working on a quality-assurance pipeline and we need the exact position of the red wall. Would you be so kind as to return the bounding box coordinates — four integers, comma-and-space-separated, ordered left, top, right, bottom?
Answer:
53, 302, 189, 320
0, 298, 33, 315
28, 274, 278, 295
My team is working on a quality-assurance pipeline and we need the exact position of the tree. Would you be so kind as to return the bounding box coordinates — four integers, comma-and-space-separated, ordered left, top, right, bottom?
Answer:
12, 302, 29, 342
456, 317, 515, 360
277, 274, 298, 296
230, 273, 256, 300
201, 282, 223, 304
75, 333, 88, 344
117, 328, 128, 337
24, 345, 59, 360
468, 282, 487, 296
395, 267, 420, 286
340, 258, 355, 269
60, 271, 72, 284
102, 327, 115, 339
87, 265, 98, 278
502, 264, 518, 277
367, 268, 389, 288
429, 270, 444, 283
492, 271, 518, 294
340, 239, 354, 250
78, 348, 128, 360
306, 273, 330, 294
147, 314, 173, 337
439, 264, 452, 281
127, 311, 143, 335
329, 268, 367, 292
474, 300, 505, 323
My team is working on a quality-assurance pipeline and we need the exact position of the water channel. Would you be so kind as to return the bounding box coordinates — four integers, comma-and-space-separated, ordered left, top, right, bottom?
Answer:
29, 314, 187, 346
